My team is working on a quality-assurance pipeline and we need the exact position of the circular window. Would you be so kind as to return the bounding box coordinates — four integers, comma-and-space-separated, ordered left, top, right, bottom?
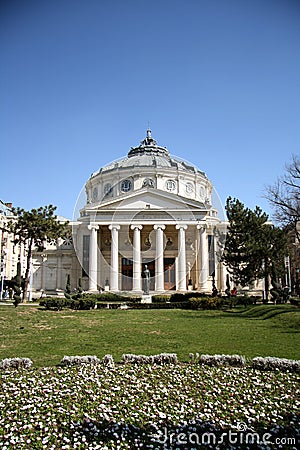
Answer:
186, 182, 194, 194
104, 183, 112, 196
92, 187, 98, 201
166, 179, 176, 191
121, 179, 132, 192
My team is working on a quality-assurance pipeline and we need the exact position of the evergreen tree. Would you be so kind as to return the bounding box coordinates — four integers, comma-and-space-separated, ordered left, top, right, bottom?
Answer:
65, 274, 71, 298
8, 205, 68, 301
222, 197, 287, 300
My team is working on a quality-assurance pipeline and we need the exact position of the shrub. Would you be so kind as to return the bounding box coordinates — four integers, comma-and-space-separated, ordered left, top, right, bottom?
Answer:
199, 354, 246, 367
40, 297, 96, 310
97, 302, 125, 309
169, 293, 187, 302
252, 356, 300, 373
127, 302, 189, 310
40, 297, 66, 310
188, 296, 224, 310
151, 295, 171, 303
73, 298, 96, 310
96, 303, 110, 309
290, 297, 300, 307
59, 354, 114, 368
122, 353, 178, 365
0, 357, 33, 370
101, 354, 114, 368
98, 292, 141, 302
170, 292, 208, 302
60, 355, 101, 366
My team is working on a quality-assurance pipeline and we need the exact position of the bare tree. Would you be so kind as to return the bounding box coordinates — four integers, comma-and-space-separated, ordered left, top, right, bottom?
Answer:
264, 154, 300, 238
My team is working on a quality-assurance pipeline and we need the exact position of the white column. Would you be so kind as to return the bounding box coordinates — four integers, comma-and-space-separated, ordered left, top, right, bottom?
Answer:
109, 224, 120, 292
56, 253, 62, 290
154, 224, 165, 292
131, 225, 143, 292
197, 224, 209, 292
88, 223, 99, 292
176, 224, 187, 291
41, 254, 46, 291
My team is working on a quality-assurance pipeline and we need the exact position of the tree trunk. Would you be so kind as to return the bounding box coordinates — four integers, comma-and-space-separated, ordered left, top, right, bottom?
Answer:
264, 274, 269, 303
23, 238, 33, 302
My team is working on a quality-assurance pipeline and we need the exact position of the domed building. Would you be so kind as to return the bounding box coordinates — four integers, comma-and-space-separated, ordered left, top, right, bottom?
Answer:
32, 130, 227, 295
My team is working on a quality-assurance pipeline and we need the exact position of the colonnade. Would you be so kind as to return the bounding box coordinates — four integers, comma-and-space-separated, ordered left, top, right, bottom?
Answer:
87, 223, 210, 293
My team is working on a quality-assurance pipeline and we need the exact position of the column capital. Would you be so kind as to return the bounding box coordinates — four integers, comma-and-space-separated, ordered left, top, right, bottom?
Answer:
108, 224, 120, 231
88, 223, 99, 231
176, 224, 188, 230
153, 224, 166, 231
130, 224, 143, 231
197, 223, 207, 231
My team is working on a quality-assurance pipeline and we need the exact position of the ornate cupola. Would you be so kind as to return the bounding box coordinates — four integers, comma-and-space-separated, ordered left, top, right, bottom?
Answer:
127, 129, 170, 158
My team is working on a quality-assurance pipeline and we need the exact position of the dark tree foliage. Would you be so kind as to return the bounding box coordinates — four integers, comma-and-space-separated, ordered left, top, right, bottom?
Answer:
222, 197, 287, 300
8, 205, 68, 301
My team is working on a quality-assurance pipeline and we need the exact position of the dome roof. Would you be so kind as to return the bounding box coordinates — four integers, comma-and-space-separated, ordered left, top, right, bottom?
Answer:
94, 130, 205, 177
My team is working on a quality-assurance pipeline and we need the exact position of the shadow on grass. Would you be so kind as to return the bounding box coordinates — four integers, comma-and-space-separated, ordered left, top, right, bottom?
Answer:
223, 305, 299, 320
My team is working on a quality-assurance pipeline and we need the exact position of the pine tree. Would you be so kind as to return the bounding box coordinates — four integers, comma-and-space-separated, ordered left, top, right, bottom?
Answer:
222, 197, 287, 300
65, 274, 71, 298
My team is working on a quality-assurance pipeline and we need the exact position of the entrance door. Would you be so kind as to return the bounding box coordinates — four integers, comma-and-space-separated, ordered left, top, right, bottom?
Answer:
164, 258, 176, 290
122, 258, 133, 291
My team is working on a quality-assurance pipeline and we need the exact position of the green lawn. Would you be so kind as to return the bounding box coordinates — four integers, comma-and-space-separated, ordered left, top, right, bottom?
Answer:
0, 304, 299, 367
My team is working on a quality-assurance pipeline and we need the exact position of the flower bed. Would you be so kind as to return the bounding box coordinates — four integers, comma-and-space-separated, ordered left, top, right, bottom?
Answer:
0, 363, 298, 449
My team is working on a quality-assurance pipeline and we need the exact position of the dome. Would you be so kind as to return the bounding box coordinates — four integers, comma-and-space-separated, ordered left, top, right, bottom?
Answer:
93, 130, 205, 177
86, 130, 212, 207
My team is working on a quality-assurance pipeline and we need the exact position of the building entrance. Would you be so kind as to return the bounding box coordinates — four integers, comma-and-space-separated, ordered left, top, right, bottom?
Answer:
164, 258, 176, 290
121, 258, 133, 291
122, 257, 175, 291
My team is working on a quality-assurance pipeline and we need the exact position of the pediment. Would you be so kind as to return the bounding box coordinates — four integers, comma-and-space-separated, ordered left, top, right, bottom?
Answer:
85, 188, 207, 213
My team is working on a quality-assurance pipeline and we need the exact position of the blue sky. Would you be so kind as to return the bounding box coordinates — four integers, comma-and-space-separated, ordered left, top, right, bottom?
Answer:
1, 0, 299, 221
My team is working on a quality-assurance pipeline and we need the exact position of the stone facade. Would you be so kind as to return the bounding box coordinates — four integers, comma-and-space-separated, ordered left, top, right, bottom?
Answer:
30, 131, 232, 296
0, 203, 27, 298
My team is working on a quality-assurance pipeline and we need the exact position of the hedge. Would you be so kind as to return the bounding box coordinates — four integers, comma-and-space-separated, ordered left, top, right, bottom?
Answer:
290, 297, 300, 307
151, 295, 171, 303
126, 302, 190, 310
40, 297, 96, 311
188, 296, 223, 310
40, 293, 259, 311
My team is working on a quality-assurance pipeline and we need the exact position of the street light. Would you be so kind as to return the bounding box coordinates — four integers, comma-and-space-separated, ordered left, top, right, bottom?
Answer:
295, 268, 300, 297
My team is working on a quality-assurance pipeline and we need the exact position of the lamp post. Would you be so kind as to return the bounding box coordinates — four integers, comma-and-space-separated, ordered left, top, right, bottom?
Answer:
295, 268, 300, 297
0, 248, 7, 300
284, 256, 291, 293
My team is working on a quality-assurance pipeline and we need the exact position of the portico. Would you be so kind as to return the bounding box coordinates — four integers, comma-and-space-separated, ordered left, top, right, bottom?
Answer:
83, 220, 216, 293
